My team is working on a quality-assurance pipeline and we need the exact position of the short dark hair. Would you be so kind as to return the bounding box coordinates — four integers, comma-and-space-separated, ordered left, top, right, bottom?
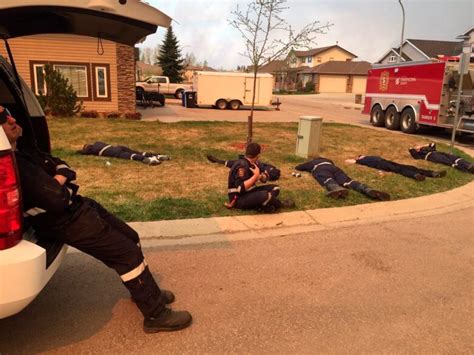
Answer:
245, 142, 261, 158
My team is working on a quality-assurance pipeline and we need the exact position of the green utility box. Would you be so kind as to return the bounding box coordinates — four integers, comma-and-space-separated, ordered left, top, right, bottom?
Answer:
296, 116, 323, 158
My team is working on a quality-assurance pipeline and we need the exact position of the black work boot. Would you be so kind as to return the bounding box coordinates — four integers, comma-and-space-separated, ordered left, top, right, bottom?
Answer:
366, 189, 391, 201
325, 182, 348, 199
131, 289, 175, 304
206, 154, 225, 165
281, 199, 296, 208
414, 173, 426, 181
467, 164, 474, 173
144, 308, 193, 334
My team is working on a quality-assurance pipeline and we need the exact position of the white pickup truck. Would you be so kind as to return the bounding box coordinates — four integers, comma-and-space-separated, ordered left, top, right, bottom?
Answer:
136, 76, 192, 99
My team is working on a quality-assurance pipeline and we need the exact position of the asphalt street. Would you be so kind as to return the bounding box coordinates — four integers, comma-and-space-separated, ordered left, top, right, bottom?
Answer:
1, 207, 473, 353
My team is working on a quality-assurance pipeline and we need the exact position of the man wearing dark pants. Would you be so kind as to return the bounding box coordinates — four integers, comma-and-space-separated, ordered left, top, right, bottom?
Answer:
346, 155, 446, 181
227, 143, 293, 213
409, 143, 474, 173
1, 107, 191, 334
295, 157, 390, 200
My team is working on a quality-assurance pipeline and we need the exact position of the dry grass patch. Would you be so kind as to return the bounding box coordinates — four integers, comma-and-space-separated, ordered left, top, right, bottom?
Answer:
47, 118, 473, 221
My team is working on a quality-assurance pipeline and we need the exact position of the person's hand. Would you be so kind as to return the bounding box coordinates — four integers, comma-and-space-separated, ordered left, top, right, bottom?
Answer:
250, 164, 260, 176
259, 173, 268, 183
56, 166, 76, 182
54, 174, 67, 186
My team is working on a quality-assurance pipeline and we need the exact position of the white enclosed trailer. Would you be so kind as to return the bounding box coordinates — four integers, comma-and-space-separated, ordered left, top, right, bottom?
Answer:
192, 71, 274, 110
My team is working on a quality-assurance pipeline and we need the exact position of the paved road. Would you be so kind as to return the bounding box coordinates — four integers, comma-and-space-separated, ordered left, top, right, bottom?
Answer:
140, 94, 474, 147
2, 208, 473, 353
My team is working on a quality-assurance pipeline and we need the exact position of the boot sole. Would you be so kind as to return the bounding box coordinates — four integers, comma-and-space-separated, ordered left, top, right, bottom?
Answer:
143, 318, 193, 334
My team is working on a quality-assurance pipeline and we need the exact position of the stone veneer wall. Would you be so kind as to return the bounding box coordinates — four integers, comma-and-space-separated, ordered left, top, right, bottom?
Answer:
116, 43, 136, 113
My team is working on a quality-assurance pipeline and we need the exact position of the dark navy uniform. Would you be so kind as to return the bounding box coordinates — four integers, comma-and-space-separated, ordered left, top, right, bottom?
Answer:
15, 148, 167, 319
295, 157, 390, 200
409, 143, 474, 173
356, 155, 444, 180
225, 156, 280, 182
227, 158, 282, 212
78, 141, 167, 163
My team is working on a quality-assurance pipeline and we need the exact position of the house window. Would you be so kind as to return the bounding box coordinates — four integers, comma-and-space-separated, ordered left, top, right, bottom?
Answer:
54, 64, 88, 97
33, 64, 46, 95
307, 56, 312, 63
95, 66, 108, 98
329, 57, 334, 61
317, 57, 322, 63
388, 55, 397, 63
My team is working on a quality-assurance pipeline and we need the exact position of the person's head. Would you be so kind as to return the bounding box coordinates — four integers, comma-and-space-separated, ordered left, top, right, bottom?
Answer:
245, 142, 261, 163
0, 106, 22, 147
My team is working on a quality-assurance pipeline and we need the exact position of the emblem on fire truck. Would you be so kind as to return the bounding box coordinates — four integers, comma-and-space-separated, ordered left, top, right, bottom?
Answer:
379, 71, 389, 91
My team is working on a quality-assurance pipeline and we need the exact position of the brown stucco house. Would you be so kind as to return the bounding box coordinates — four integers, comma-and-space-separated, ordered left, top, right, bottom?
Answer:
1, 34, 137, 114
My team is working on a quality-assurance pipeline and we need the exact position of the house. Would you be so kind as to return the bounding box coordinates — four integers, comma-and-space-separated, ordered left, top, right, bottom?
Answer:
0, 34, 136, 114
377, 39, 463, 64
135, 61, 163, 81
258, 44, 362, 92
288, 45, 357, 68
460, 27, 474, 61
299, 61, 371, 94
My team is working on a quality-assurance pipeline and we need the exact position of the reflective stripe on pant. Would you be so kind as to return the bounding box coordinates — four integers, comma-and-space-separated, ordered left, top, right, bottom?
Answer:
234, 184, 281, 210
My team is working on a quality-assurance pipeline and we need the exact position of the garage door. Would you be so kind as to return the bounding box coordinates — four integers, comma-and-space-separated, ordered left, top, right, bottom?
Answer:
319, 75, 347, 93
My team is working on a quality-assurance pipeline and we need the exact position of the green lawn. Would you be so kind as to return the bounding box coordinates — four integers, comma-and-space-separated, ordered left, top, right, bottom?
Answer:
47, 117, 474, 221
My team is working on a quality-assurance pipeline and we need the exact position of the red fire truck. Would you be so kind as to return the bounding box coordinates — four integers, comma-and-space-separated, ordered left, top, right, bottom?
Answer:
362, 60, 473, 134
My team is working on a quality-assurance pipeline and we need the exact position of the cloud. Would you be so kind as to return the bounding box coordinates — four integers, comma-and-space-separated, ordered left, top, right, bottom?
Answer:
139, 0, 473, 68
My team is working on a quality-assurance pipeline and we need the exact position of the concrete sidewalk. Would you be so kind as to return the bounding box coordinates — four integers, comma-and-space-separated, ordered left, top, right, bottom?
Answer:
128, 181, 474, 249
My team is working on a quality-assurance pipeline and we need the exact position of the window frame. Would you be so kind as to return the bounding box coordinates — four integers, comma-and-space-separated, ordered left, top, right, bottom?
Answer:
29, 61, 92, 101
32, 63, 47, 96
388, 55, 397, 63
92, 63, 111, 101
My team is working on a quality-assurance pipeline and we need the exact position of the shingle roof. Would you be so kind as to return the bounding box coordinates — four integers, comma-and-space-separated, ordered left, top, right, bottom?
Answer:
257, 60, 289, 73
300, 61, 371, 75
186, 65, 216, 71
293, 45, 357, 58
407, 39, 463, 58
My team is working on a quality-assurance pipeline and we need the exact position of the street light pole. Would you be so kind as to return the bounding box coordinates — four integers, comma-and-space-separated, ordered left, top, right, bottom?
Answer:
398, 0, 405, 63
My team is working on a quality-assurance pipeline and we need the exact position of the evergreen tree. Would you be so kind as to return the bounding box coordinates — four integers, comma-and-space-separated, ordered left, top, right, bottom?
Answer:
157, 26, 185, 83
37, 64, 83, 116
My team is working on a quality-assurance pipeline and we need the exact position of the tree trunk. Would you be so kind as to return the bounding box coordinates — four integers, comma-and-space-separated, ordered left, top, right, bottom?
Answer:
247, 68, 259, 144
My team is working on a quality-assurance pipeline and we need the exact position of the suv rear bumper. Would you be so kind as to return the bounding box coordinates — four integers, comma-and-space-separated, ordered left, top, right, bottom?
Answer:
0, 240, 67, 318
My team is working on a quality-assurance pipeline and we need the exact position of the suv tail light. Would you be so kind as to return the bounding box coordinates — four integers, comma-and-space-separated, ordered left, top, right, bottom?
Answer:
0, 150, 22, 250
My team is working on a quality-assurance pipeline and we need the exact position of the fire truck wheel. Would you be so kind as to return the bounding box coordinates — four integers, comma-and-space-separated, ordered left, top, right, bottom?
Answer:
385, 106, 400, 130
215, 99, 228, 110
401, 108, 417, 134
370, 105, 385, 127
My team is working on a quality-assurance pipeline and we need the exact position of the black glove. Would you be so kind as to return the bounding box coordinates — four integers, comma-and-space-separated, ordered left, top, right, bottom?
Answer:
56, 165, 77, 183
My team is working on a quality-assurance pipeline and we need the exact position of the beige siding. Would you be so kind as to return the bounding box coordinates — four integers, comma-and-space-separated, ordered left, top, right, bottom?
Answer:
310, 47, 355, 67
352, 76, 367, 94
0, 34, 119, 113
319, 75, 348, 93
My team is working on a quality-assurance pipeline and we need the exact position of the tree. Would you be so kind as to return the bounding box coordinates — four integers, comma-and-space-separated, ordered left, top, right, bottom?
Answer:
229, 0, 331, 143
37, 64, 82, 116
157, 26, 185, 83
184, 52, 197, 67
140, 47, 153, 64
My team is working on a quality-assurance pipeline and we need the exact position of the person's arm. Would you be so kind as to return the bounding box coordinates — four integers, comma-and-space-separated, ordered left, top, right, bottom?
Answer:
16, 156, 73, 213
50, 155, 77, 182
244, 164, 260, 191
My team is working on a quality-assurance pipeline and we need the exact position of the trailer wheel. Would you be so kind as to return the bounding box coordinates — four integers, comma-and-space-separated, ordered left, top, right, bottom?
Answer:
215, 99, 228, 110
385, 106, 400, 130
175, 89, 184, 99
400, 108, 417, 134
228, 100, 241, 110
370, 105, 385, 127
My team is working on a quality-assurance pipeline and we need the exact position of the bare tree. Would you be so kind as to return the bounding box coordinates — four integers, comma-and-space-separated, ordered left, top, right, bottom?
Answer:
229, 0, 331, 143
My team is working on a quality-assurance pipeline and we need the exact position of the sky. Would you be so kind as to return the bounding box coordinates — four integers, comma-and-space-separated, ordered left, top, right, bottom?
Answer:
138, 0, 473, 69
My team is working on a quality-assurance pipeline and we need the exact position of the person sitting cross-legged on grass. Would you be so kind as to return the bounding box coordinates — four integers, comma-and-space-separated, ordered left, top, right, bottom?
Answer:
295, 157, 390, 200
226, 142, 294, 213
345, 155, 446, 181
409, 143, 474, 173
207, 153, 280, 182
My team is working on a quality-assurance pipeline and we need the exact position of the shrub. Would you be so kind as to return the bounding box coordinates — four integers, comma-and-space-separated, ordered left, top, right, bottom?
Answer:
296, 80, 304, 91
80, 110, 99, 118
304, 81, 315, 92
124, 111, 142, 120
37, 63, 83, 116
106, 111, 121, 119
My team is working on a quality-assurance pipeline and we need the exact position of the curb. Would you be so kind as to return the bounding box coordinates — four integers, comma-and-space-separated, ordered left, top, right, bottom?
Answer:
128, 181, 474, 249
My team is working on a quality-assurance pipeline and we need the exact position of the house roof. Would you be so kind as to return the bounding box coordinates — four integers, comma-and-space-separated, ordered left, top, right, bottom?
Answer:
462, 27, 473, 36
186, 65, 216, 71
300, 61, 371, 75
257, 60, 289, 73
406, 39, 463, 58
293, 45, 357, 58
